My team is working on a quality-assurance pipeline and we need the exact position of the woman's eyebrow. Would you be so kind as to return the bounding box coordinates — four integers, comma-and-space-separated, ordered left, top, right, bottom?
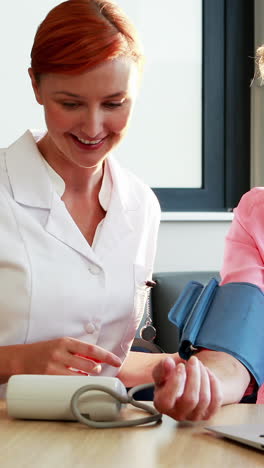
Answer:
104, 92, 126, 99
52, 91, 126, 98
52, 91, 83, 98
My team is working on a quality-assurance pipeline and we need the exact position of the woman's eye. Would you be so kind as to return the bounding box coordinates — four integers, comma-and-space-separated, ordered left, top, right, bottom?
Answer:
62, 102, 81, 109
104, 101, 124, 109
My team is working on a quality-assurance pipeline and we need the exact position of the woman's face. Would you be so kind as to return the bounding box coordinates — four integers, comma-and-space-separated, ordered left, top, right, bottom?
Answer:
29, 58, 139, 169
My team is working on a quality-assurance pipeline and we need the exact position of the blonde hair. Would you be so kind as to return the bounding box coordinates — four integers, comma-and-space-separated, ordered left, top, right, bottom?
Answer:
256, 45, 264, 81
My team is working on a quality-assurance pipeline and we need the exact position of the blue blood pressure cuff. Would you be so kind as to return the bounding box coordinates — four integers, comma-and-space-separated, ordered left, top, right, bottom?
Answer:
168, 278, 264, 386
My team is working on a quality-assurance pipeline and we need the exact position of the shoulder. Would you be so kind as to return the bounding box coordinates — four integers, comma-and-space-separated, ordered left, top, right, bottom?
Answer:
235, 187, 264, 219
0, 181, 18, 230
126, 168, 159, 202
0, 147, 7, 166
107, 155, 161, 216
123, 167, 161, 218
0, 146, 10, 189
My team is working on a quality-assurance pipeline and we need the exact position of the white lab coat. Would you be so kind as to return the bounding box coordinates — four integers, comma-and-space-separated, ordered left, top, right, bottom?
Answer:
0, 130, 160, 393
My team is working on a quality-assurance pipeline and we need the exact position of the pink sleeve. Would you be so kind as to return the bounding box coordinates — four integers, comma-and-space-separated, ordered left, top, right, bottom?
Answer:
220, 188, 264, 291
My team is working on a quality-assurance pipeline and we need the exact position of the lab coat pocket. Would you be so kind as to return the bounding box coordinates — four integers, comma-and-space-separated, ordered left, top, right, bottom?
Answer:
121, 264, 152, 355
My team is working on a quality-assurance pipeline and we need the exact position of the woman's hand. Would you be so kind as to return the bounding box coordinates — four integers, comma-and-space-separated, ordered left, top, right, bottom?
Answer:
152, 355, 223, 421
14, 337, 122, 376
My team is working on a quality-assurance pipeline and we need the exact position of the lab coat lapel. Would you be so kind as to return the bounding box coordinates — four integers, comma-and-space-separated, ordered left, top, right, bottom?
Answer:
5, 130, 52, 209
5, 131, 101, 265
45, 192, 101, 265
94, 156, 140, 259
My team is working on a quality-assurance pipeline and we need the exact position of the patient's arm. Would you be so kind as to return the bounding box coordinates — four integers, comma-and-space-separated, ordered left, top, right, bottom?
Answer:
152, 350, 250, 421
196, 349, 251, 403
116, 350, 177, 388
118, 349, 251, 421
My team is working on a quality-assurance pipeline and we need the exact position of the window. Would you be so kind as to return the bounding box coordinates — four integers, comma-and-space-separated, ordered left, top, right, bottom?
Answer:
115, 0, 254, 211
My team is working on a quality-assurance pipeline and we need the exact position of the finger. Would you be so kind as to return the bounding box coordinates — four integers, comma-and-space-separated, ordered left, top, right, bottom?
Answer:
203, 369, 223, 420
67, 354, 103, 374
152, 356, 176, 386
174, 356, 201, 419
186, 361, 210, 421
154, 362, 186, 413
40, 365, 89, 377
66, 338, 122, 368
67, 368, 89, 376
68, 366, 102, 376
75, 353, 102, 364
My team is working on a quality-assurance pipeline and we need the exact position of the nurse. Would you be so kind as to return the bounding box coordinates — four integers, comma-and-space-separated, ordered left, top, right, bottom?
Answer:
0, 0, 161, 393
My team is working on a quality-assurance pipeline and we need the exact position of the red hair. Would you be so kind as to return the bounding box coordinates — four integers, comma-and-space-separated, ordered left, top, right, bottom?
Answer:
30, 0, 143, 80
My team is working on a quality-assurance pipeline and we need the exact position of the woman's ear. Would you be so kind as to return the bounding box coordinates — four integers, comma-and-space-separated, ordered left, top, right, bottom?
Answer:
28, 68, 43, 105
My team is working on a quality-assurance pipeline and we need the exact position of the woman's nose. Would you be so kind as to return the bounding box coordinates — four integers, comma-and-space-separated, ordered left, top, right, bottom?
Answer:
80, 107, 104, 138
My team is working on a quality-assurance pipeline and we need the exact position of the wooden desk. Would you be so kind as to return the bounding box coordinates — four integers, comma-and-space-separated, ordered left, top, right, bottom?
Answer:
0, 400, 263, 468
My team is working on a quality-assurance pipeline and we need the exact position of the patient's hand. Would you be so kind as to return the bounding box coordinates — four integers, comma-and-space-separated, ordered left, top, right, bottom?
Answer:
152, 355, 223, 421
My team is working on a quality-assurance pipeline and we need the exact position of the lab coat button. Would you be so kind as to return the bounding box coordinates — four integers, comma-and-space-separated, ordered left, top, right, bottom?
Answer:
85, 323, 96, 333
88, 265, 101, 275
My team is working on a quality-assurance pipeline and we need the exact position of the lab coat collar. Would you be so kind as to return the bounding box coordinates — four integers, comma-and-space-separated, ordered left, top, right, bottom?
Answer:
6, 130, 53, 209
92, 156, 141, 260
5, 131, 100, 264
106, 155, 141, 212
45, 193, 102, 266
5, 130, 141, 212
5, 130, 141, 263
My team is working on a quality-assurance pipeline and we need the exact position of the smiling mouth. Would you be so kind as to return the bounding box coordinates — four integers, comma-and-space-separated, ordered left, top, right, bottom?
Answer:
74, 135, 104, 145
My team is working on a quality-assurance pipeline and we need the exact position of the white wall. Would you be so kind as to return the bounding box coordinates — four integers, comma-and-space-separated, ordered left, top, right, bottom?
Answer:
154, 218, 231, 273
0, 1, 61, 147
